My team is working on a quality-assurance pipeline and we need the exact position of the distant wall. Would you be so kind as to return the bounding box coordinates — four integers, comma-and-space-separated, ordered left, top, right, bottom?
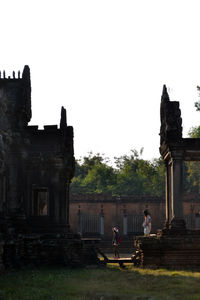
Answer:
69, 194, 165, 239
69, 193, 200, 239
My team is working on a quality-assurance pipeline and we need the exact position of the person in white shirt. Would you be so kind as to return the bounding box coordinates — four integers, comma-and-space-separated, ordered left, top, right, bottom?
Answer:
143, 209, 151, 236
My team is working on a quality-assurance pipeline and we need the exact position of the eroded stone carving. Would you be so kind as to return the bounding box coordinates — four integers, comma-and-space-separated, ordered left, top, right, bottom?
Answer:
160, 85, 182, 145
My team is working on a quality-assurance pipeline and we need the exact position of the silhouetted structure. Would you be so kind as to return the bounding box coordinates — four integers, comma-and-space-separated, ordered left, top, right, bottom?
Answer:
0, 65, 74, 233
160, 85, 200, 232
0, 66, 99, 270
133, 86, 200, 268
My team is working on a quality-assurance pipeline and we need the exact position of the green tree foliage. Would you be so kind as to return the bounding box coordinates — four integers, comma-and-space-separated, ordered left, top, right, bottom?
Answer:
185, 125, 200, 193
188, 126, 200, 138
70, 150, 165, 196
113, 150, 165, 196
181, 87, 200, 192
70, 152, 117, 194
194, 86, 200, 111
71, 123, 200, 196
186, 162, 200, 193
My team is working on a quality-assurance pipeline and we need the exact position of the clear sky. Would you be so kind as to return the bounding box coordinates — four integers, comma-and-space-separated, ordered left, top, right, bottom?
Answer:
1, 0, 200, 162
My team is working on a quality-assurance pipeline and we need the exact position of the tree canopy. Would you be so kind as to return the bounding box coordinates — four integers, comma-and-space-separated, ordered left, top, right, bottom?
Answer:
71, 89, 200, 197
194, 86, 200, 111
71, 127, 200, 196
70, 150, 165, 196
184, 125, 200, 193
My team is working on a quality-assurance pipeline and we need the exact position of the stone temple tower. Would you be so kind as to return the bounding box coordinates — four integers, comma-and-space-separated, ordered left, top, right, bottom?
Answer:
0, 66, 101, 269
0, 65, 75, 234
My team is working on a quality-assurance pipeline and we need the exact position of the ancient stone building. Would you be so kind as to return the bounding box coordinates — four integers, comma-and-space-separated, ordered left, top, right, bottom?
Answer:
0, 66, 99, 270
0, 65, 74, 234
133, 86, 200, 268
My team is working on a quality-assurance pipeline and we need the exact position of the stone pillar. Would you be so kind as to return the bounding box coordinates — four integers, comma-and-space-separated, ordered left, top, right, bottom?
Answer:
78, 210, 82, 234
170, 157, 186, 231
66, 180, 70, 229
171, 158, 183, 219
100, 214, 104, 235
123, 214, 127, 235
165, 161, 170, 227
169, 162, 172, 221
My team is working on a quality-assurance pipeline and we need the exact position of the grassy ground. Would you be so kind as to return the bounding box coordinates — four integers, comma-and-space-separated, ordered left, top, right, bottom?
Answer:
0, 264, 200, 300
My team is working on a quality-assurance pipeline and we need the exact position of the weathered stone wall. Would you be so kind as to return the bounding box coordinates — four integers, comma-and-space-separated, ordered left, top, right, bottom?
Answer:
1, 233, 100, 269
134, 232, 200, 268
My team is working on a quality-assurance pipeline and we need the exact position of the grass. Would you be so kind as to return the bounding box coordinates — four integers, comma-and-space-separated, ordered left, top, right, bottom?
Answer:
0, 264, 200, 300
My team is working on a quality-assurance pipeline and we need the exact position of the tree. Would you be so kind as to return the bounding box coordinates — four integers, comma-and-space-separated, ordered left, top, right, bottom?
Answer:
81, 163, 117, 194
114, 151, 144, 195
70, 152, 116, 194
188, 126, 200, 138
195, 86, 200, 111
114, 150, 165, 196
150, 158, 165, 196
186, 89, 200, 192
70, 150, 165, 196
185, 126, 200, 193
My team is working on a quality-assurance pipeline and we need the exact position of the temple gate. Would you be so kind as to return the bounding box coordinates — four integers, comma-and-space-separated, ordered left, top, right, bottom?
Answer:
133, 85, 200, 268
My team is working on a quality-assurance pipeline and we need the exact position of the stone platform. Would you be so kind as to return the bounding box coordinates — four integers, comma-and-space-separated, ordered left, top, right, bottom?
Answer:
0, 233, 101, 270
133, 230, 200, 269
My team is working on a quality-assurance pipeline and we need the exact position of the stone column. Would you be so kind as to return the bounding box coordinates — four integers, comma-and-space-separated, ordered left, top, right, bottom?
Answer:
100, 214, 104, 235
78, 210, 82, 234
171, 157, 183, 219
170, 156, 186, 231
123, 214, 127, 235
165, 161, 170, 227
66, 180, 70, 229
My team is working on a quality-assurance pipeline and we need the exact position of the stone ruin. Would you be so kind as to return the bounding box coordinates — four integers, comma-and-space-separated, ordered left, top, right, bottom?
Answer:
134, 85, 200, 268
3, 67, 200, 270
0, 66, 99, 271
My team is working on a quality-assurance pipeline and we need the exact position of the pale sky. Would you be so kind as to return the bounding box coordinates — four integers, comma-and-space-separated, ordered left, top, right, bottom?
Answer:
1, 0, 200, 162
